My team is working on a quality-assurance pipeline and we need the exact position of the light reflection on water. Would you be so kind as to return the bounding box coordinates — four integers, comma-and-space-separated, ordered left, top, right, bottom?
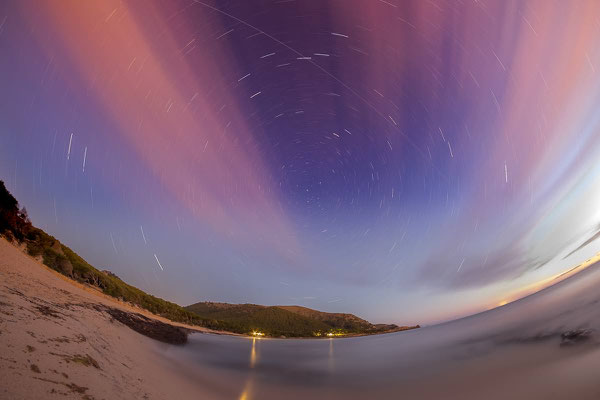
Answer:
160, 262, 600, 399
250, 337, 257, 368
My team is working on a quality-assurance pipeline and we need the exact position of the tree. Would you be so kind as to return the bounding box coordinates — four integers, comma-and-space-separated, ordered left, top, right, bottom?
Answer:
0, 181, 31, 241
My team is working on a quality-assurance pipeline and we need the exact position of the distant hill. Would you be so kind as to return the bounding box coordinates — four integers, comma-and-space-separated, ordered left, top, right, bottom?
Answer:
185, 302, 331, 337
185, 302, 418, 337
277, 305, 374, 331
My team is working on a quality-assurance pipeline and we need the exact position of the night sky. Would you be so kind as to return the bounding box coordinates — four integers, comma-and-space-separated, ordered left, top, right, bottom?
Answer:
2, 0, 600, 324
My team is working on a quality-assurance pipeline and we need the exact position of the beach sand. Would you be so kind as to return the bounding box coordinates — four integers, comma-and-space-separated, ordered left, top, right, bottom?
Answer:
0, 237, 204, 400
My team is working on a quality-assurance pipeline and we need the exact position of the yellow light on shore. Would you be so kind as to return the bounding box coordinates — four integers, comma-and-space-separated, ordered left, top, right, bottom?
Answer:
251, 331, 264, 337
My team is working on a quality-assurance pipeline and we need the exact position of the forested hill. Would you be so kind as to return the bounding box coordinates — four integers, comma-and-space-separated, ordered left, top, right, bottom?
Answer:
185, 302, 419, 337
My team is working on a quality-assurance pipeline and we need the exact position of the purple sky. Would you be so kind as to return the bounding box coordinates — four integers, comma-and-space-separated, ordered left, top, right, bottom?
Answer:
2, 0, 600, 324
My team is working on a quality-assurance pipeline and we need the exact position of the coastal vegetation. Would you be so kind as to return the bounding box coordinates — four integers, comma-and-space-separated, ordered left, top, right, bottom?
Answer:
0, 180, 417, 337
0, 180, 228, 331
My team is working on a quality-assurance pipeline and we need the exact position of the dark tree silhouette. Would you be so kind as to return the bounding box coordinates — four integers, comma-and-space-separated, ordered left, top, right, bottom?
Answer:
0, 180, 26, 240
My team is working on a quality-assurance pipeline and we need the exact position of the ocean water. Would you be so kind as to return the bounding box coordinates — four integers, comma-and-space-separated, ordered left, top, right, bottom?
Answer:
159, 262, 600, 399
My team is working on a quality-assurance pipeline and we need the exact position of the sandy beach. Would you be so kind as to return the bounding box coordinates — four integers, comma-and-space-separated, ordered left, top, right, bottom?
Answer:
0, 237, 208, 400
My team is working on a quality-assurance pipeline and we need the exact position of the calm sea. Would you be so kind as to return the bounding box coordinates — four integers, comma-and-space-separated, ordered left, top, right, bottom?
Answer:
158, 262, 600, 399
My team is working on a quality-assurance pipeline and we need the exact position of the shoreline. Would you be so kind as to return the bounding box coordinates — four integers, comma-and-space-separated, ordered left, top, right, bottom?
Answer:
0, 236, 416, 399
10, 237, 415, 342
5, 235, 600, 400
